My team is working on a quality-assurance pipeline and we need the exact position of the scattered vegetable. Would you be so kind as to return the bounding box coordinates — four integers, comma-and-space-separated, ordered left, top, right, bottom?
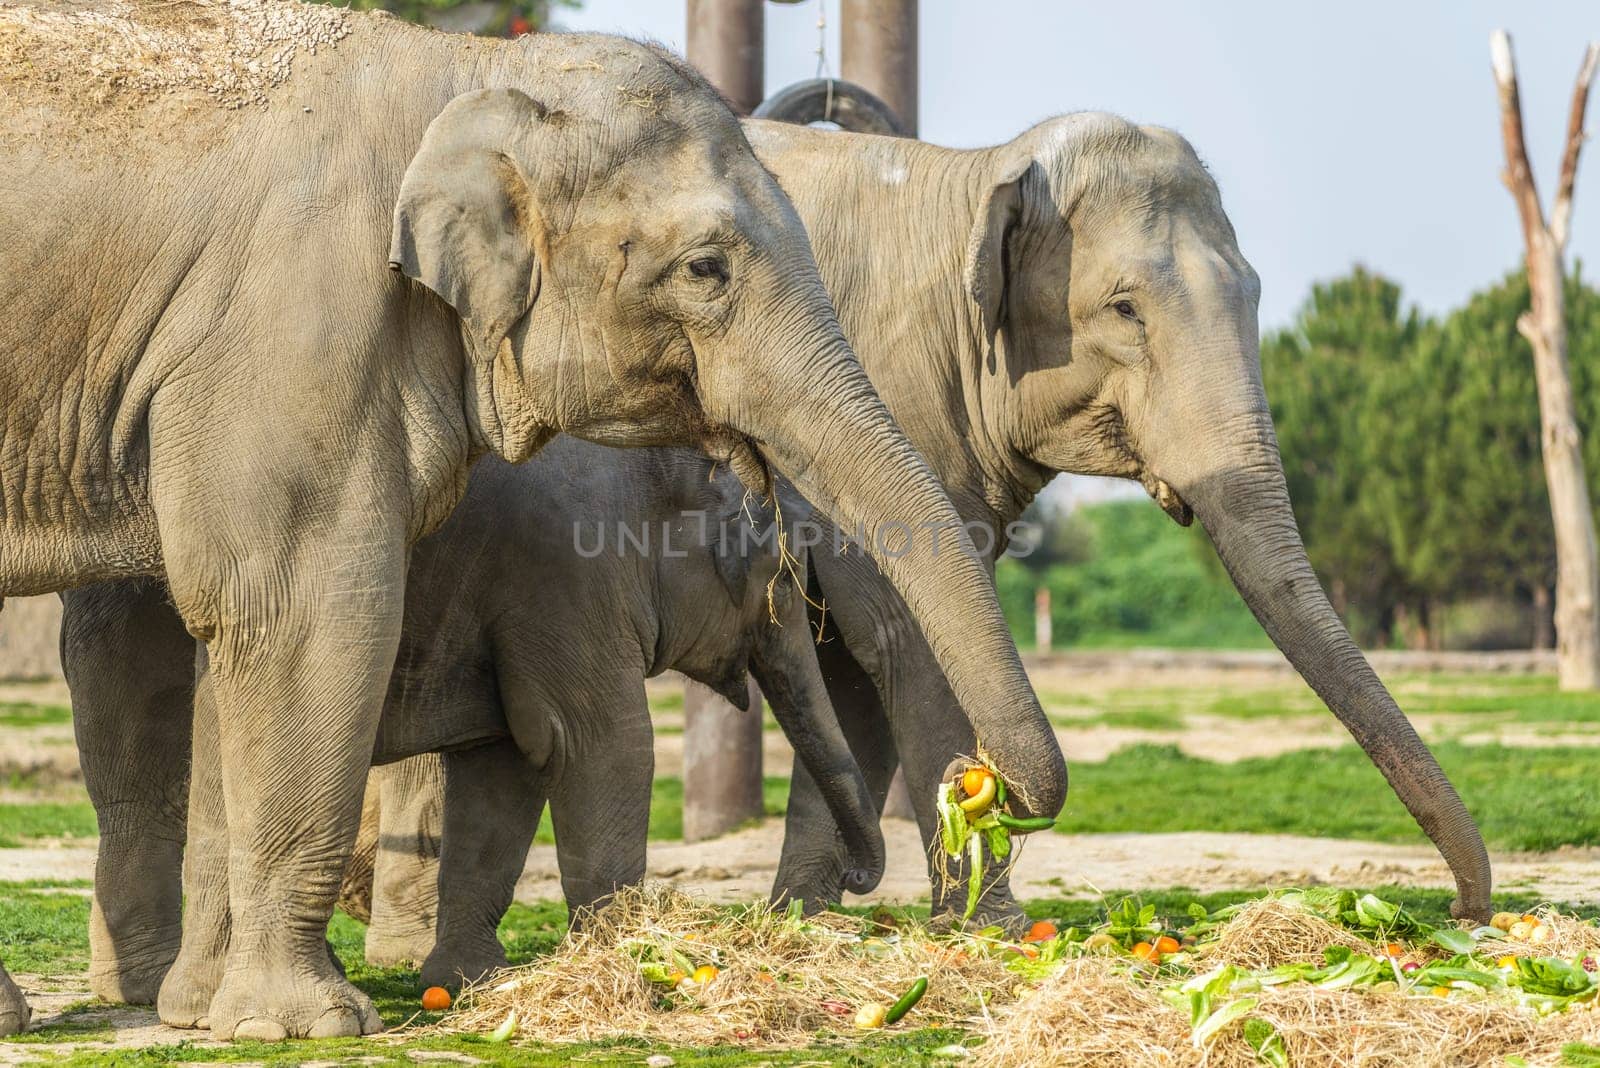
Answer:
854, 1002, 887, 1029
420, 985, 451, 1011
884, 976, 928, 1024
692, 964, 719, 985
486, 1010, 517, 1042
1022, 921, 1058, 944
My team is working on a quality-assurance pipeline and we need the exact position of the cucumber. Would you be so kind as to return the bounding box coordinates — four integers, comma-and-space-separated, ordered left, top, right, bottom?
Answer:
884, 976, 928, 1024
993, 773, 1007, 808
996, 813, 1057, 833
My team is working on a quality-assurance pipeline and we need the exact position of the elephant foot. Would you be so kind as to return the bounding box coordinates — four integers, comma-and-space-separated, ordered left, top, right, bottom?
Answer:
0, 970, 30, 1037
208, 955, 381, 1040
88, 938, 179, 1006
928, 894, 1029, 938
156, 935, 227, 1030
420, 939, 508, 990
365, 924, 437, 970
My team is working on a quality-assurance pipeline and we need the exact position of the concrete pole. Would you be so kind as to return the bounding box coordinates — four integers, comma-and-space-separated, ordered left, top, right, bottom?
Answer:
682, 678, 766, 841
686, 0, 765, 115
679, 1, 768, 841
841, 0, 917, 135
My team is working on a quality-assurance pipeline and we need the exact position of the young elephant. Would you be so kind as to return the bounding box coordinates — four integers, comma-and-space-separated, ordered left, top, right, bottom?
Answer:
105, 439, 884, 1011
5, 0, 1061, 1038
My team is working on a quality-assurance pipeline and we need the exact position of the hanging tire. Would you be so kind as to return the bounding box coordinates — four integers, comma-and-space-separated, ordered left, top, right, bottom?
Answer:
753, 77, 908, 136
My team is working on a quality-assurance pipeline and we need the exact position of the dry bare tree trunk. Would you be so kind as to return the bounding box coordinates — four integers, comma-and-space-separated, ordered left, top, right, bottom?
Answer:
1493, 31, 1600, 690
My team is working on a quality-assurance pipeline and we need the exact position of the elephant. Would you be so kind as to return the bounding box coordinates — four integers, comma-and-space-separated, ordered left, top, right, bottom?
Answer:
152, 439, 885, 1012
0, 963, 27, 1037
2, 0, 1063, 1038
738, 114, 1491, 924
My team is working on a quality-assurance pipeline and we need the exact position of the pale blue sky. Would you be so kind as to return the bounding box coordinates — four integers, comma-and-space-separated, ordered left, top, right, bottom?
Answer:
557, 0, 1598, 331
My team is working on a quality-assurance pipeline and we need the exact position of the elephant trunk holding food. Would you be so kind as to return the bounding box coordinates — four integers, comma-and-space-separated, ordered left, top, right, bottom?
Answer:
4, 0, 1059, 1038
740, 114, 1490, 923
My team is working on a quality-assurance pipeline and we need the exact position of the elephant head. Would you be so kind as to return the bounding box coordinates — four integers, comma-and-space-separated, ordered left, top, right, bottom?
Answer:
943, 114, 1488, 919
386, 45, 1065, 821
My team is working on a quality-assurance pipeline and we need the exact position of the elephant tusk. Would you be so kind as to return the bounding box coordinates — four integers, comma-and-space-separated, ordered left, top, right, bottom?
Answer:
1141, 472, 1194, 527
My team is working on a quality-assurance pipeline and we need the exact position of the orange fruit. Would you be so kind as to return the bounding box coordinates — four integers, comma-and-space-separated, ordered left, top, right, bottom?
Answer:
1130, 941, 1159, 961
962, 766, 995, 798
1153, 935, 1180, 955
420, 986, 451, 1012
1022, 920, 1058, 944
1383, 943, 1404, 959
692, 964, 719, 984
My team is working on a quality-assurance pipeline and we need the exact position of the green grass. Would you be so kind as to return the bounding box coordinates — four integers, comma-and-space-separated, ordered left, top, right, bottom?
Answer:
0, 885, 90, 974
1058, 742, 1600, 851
0, 802, 97, 848
0, 701, 71, 728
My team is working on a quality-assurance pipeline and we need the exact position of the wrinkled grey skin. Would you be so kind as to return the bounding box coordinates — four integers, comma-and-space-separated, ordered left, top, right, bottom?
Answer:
2, 4, 1061, 1038
67, 441, 885, 1007
743, 116, 1491, 924
0, 962, 27, 1037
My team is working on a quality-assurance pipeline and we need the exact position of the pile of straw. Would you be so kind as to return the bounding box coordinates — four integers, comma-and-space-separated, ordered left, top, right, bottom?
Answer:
980, 969, 1600, 1068
443, 883, 1015, 1049
1201, 897, 1385, 969
435, 885, 1600, 1063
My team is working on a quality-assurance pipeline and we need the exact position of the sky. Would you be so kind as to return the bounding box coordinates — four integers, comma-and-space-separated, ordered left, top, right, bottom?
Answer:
556, 0, 1600, 332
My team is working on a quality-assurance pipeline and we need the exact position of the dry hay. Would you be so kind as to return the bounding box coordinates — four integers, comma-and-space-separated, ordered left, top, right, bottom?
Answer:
441, 882, 1016, 1049
974, 960, 1193, 1068
980, 966, 1600, 1068
1200, 898, 1378, 970
1479, 906, 1600, 964
0, 0, 350, 113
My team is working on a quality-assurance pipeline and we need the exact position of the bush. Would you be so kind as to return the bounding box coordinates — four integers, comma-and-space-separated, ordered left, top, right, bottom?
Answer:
998, 499, 1267, 649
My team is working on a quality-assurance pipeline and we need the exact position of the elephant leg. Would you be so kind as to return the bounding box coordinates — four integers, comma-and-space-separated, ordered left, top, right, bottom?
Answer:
61, 577, 195, 1005
421, 742, 543, 988
154, 509, 403, 1040
0, 961, 29, 1036
547, 687, 653, 924
365, 755, 446, 968
156, 666, 230, 1030
771, 631, 899, 910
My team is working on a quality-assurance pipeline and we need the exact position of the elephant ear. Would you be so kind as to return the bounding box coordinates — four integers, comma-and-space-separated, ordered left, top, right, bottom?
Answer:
389, 88, 552, 360
963, 155, 1032, 372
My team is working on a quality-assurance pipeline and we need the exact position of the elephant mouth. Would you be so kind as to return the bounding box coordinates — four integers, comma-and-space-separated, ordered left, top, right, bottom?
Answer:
1141, 471, 1193, 526
706, 428, 773, 497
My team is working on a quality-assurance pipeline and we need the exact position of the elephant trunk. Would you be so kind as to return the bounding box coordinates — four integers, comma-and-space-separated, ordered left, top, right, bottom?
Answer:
1178, 414, 1491, 922
749, 643, 886, 894
745, 332, 1066, 822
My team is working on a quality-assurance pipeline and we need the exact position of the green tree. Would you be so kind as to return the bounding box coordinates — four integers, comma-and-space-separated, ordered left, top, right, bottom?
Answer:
1261, 267, 1424, 644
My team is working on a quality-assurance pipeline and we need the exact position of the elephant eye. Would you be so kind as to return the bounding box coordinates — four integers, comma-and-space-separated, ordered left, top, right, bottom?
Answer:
686, 256, 729, 285
1113, 299, 1139, 320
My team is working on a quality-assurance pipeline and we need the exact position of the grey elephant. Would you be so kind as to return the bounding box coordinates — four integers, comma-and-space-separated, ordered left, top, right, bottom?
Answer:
742, 114, 1491, 923
153, 441, 885, 1014
3, 0, 1063, 1039
354, 111, 1493, 933
0, 963, 27, 1037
